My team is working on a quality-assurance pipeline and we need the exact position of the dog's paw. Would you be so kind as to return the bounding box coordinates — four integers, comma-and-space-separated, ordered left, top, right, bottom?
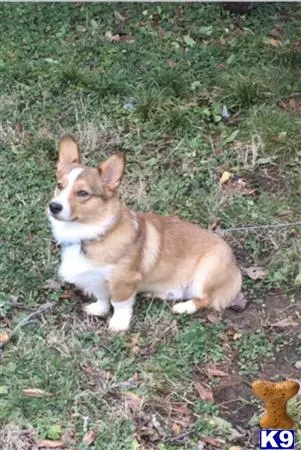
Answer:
172, 300, 197, 315
84, 301, 110, 317
108, 314, 131, 332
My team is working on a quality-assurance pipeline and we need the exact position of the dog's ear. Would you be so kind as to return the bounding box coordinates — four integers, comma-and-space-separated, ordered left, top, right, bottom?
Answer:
58, 135, 80, 168
98, 153, 126, 192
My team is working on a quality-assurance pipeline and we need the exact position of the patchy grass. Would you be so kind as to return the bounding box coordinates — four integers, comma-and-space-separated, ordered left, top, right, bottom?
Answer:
1, 3, 301, 449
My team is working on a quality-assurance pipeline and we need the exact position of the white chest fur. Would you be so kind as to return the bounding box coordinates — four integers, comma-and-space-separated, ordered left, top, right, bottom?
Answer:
59, 244, 113, 296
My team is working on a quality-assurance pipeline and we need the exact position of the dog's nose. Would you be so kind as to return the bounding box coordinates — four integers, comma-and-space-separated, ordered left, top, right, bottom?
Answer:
49, 202, 63, 215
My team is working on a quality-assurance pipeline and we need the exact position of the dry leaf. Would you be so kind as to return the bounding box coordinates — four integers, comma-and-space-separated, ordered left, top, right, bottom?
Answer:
23, 388, 52, 398
201, 436, 224, 447
0, 331, 9, 345
206, 313, 220, 324
43, 279, 63, 291
38, 440, 63, 449
230, 292, 248, 312
244, 266, 268, 280
232, 332, 242, 341
295, 361, 301, 369
82, 430, 96, 446
122, 392, 144, 411
206, 365, 229, 379
269, 38, 281, 48
60, 289, 74, 299
130, 333, 140, 354
171, 423, 182, 435
270, 317, 299, 328
114, 10, 125, 22
105, 31, 120, 42
220, 171, 232, 184
195, 382, 214, 402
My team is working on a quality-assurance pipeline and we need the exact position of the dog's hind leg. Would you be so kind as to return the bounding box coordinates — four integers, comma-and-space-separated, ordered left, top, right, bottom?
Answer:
172, 297, 209, 315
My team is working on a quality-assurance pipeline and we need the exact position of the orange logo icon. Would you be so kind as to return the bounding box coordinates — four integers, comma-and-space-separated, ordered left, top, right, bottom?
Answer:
252, 379, 300, 429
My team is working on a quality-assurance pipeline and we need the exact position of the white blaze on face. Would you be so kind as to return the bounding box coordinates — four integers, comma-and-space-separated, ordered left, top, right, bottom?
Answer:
51, 168, 84, 221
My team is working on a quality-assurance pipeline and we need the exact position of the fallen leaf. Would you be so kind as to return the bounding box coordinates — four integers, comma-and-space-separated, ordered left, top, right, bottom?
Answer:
105, 31, 120, 42
295, 361, 301, 369
270, 317, 299, 328
119, 35, 135, 43
171, 423, 182, 435
122, 392, 144, 411
232, 332, 242, 341
195, 382, 214, 402
23, 388, 52, 398
43, 279, 63, 291
60, 289, 74, 299
81, 364, 93, 377
38, 440, 63, 449
82, 430, 96, 446
244, 266, 268, 280
277, 210, 291, 218
208, 219, 220, 232
230, 292, 248, 312
130, 333, 140, 354
269, 26, 283, 40
206, 313, 220, 324
114, 10, 125, 22
220, 171, 232, 184
201, 436, 224, 447
0, 331, 9, 345
229, 447, 243, 450
197, 442, 205, 450
206, 365, 229, 379
269, 38, 281, 48
217, 63, 226, 71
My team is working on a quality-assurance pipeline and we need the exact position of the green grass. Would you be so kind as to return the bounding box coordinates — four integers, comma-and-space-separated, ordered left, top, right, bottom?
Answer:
1, 3, 301, 449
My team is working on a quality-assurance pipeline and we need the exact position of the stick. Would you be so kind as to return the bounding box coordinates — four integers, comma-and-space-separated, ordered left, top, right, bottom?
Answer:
164, 428, 195, 444
0, 301, 56, 352
221, 221, 301, 234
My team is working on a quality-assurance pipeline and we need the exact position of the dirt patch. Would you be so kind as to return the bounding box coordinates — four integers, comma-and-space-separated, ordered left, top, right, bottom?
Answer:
243, 166, 286, 194
213, 375, 256, 426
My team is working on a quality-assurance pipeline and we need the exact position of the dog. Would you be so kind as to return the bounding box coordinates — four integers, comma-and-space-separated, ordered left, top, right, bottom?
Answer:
48, 135, 242, 331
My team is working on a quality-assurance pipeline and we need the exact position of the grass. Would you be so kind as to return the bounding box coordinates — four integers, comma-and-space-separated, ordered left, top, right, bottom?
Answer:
1, 3, 301, 449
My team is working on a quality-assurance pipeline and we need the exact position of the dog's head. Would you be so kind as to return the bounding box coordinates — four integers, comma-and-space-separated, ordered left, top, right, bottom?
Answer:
48, 135, 125, 224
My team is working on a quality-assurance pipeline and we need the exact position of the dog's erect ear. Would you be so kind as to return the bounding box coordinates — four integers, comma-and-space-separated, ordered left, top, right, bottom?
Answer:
58, 135, 80, 167
98, 153, 126, 192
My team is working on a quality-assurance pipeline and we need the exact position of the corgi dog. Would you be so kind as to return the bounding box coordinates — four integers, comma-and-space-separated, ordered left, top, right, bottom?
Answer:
48, 135, 242, 332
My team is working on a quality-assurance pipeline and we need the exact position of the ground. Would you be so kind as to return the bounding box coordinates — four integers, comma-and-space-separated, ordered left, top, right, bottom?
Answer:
1, 3, 301, 450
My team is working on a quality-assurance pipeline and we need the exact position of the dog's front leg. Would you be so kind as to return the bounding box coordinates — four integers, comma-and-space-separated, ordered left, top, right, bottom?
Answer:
108, 274, 140, 332
83, 282, 111, 317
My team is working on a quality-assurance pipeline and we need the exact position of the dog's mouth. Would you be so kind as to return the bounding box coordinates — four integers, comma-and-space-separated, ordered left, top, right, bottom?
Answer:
48, 209, 78, 222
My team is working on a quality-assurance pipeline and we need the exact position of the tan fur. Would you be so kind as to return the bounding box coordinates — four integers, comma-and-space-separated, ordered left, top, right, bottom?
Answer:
51, 136, 242, 324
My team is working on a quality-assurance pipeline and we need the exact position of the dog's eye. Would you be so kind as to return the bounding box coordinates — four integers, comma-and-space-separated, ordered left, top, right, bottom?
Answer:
77, 190, 89, 198
57, 182, 63, 190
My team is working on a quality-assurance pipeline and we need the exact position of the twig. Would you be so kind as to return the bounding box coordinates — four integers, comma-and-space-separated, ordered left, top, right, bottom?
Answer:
222, 221, 301, 233
0, 301, 56, 352
280, 92, 301, 100
164, 427, 196, 444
